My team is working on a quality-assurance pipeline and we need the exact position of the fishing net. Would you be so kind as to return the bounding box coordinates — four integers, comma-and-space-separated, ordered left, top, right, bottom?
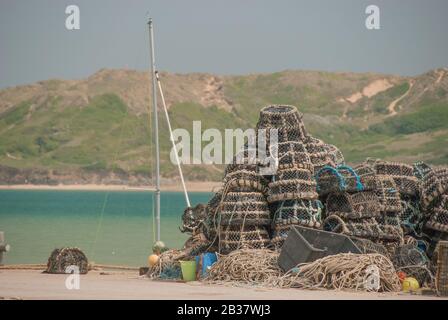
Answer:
45, 247, 89, 274
182, 232, 214, 257
147, 249, 184, 279
426, 195, 448, 233
219, 191, 271, 226
325, 191, 381, 219
218, 225, 270, 254
392, 243, 433, 286
180, 203, 207, 234
279, 253, 401, 292
205, 248, 283, 286
268, 167, 318, 202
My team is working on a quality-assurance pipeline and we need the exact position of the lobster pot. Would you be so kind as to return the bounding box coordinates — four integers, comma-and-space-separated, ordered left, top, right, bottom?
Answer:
392, 244, 432, 286
421, 167, 448, 209
354, 163, 381, 190
324, 143, 345, 167
46, 247, 89, 274
316, 165, 375, 196
374, 175, 403, 213
277, 151, 314, 171
267, 167, 318, 203
219, 192, 271, 226
325, 191, 380, 219
413, 161, 433, 180
351, 237, 390, 257
436, 241, 448, 296
261, 126, 310, 145
426, 195, 448, 233
369, 160, 421, 197
323, 215, 402, 242
256, 105, 308, 137
304, 138, 336, 172
272, 199, 322, 228
271, 224, 294, 249
223, 169, 268, 193
180, 203, 207, 234
218, 225, 270, 254
224, 147, 261, 175
399, 195, 424, 235
274, 141, 307, 156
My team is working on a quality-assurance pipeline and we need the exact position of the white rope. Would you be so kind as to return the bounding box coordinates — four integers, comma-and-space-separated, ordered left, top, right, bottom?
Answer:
155, 71, 191, 208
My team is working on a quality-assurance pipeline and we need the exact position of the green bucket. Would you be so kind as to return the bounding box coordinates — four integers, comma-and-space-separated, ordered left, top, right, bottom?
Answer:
180, 260, 197, 281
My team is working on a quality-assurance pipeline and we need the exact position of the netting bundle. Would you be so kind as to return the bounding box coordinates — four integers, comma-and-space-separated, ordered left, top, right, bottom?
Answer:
426, 195, 448, 233
218, 225, 271, 254
219, 191, 271, 226
45, 247, 89, 274
268, 167, 318, 202
325, 191, 380, 219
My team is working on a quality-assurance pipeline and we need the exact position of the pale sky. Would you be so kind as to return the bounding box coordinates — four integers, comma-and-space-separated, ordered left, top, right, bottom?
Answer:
1, 0, 447, 88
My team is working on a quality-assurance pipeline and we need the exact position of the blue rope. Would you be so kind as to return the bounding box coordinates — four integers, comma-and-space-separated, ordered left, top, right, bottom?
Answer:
315, 166, 346, 191
337, 165, 364, 191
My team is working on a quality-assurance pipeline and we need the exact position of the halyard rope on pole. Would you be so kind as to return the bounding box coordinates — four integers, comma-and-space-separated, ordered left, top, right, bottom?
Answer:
155, 71, 191, 208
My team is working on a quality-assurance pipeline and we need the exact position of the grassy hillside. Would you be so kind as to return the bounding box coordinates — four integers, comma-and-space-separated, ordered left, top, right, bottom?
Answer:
0, 67, 447, 183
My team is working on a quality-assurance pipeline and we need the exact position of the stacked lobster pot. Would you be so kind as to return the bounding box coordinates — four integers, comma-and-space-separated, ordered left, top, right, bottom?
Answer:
318, 165, 400, 245
418, 165, 448, 255
255, 105, 323, 249
304, 136, 345, 173
268, 148, 322, 248
365, 159, 422, 236
215, 148, 271, 254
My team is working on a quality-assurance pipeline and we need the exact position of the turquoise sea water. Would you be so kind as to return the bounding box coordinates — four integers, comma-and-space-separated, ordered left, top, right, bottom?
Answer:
0, 190, 211, 266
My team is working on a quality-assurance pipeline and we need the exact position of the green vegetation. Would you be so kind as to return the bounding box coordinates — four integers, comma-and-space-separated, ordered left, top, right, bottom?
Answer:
0, 69, 447, 181
369, 102, 448, 135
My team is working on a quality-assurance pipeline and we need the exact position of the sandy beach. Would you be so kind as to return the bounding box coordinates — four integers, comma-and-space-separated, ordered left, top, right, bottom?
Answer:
0, 269, 444, 300
0, 182, 221, 193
